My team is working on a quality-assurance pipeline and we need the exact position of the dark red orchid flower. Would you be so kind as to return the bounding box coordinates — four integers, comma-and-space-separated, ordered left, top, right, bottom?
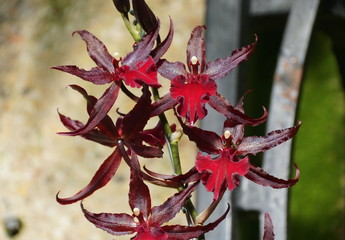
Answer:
52, 21, 174, 136
52, 27, 160, 88
82, 152, 229, 240
56, 86, 164, 204
157, 25, 259, 124
178, 95, 301, 200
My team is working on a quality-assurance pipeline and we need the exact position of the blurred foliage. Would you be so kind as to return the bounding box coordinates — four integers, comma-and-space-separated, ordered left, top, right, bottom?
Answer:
289, 31, 345, 240
243, 14, 344, 240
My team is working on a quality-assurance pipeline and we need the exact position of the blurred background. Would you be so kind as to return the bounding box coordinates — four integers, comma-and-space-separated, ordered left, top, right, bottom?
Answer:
0, 0, 344, 240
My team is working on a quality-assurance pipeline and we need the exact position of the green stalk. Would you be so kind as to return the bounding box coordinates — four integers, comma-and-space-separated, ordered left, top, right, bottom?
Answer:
121, 14, 141, 42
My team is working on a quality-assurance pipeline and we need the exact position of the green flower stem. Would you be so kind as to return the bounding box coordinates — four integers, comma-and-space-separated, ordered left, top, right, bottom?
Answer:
121, 14, 141, 42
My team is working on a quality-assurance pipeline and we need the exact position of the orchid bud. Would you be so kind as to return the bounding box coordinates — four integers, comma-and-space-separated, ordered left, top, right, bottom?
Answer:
132, 0, 158, 32
113, 0, 130, 15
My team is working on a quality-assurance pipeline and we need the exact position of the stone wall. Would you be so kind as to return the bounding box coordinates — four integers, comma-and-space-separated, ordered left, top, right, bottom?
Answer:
0, 1, 205, 239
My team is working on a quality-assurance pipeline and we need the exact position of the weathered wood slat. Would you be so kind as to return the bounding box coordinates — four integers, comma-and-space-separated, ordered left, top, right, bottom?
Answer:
250, 0, 292, 15
235, 1, 320, 240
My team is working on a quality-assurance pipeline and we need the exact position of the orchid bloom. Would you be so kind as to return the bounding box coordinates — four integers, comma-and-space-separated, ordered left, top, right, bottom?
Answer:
157, 25, 257, 124
82, 152, 229, 240
56, 86, 164, 204
52, 28, 161, 88
179, 95, 301, 200
52, 21, 173, 136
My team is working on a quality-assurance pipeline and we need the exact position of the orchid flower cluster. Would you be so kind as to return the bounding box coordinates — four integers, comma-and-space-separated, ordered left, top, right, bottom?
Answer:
53, 0, 301, 239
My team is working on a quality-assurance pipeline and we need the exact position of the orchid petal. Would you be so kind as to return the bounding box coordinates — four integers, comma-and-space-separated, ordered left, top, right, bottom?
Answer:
245, 163, 300, 188
82, 204, 136, 235
237, 121, 301, 156
128, 142, 163, 158
186, 25, 206, 73
209, 92, 267, 127
58, 112, 116, 147
68, 84, 119, 139
178, 117, 223, 154
51, 65, 114, 84
122, 23, 159, 67
52, 65, 115, 85
121, 56, 160, 88
158, 59, 188, 80
58, 82, 120, 136
163, 204, 230, 239
151, 18, 174, 62
122, 87, 151, 139
128, 153, 152, 219
73, 30, 115, 72
204, 35, 258, 80
150, 93, 177, 117
150, 182, 198, 225
56, 148, 122, 204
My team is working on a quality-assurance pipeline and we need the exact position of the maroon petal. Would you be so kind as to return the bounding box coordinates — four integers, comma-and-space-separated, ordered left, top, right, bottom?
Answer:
263, 213, 275, 240
56, 148, 122, 204
121, 56, 160, 88
139, 122, 166, 147
163, 204, 230, 239
127, 142, 163, 158
150, 93, 177, 117
186, 25, 206, 73
178, 117, 223, 154
68, 84, 120, 139
204, 35, 258, 80
58, 82, 120, 136
209, 92, 267, 127
122, 87, 151, 138
151, 18, 174, 62
122, 23, 159, 67
237, 121, 302, 156
82, 204, 136, 236
51, 65, 114, 85
150, 182, 198, 225
143, 166, 200, 183
245, 163, 300, 188
157, 59, 188, 80
141, 169, 184, 189
73, 30, 115, 73
58, 111, 116, 147
222, 92, 248, 143
128, 153, 152, 220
